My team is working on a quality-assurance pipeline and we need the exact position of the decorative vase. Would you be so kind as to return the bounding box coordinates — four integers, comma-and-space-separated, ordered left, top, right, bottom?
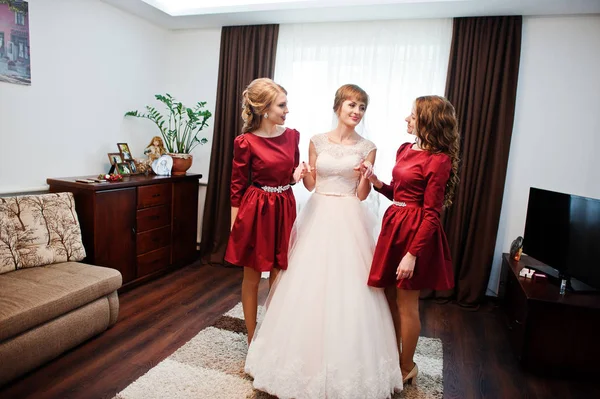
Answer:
169, 153, 193, 176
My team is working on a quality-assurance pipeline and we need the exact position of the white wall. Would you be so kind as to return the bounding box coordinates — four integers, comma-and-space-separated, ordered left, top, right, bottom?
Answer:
488, 15, 600, 295
0, 1, 222, 244
163, 28, 221, 243
0, 0, 169, 193
164, 28, 221, 184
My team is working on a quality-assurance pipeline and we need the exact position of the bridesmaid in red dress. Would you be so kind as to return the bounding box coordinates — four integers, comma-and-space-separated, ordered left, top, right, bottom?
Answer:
225, 78, 306, 344
363, 95, 460, 385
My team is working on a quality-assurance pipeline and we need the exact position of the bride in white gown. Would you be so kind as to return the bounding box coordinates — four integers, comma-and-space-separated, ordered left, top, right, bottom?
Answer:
244, 84, 403, 399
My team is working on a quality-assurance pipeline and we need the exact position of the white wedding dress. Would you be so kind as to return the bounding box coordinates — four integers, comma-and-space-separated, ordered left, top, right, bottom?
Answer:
245, 133, 403, 399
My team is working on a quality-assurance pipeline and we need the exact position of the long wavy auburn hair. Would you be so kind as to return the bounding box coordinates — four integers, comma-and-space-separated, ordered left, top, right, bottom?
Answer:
414, 95, 460, 207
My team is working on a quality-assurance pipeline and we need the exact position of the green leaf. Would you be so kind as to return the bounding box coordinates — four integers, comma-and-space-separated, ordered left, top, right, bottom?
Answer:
124, 93, 212, 154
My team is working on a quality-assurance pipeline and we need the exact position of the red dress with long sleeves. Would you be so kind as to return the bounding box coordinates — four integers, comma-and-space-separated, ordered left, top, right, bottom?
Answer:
225, 128, 300, 272
368, 142, 454, 290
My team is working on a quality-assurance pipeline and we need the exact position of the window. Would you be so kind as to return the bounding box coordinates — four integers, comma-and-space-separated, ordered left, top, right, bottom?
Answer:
274, 19, 452, 219
15, 12, 26, 26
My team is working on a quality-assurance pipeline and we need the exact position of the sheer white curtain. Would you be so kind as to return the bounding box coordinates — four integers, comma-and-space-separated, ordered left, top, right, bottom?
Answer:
274, 19, 452, 219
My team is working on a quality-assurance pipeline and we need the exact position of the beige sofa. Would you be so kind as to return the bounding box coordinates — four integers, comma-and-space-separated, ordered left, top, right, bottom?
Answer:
0, 192, 122, 386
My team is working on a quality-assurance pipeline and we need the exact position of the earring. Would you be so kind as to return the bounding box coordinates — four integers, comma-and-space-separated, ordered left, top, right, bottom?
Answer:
264, 113, 268, 119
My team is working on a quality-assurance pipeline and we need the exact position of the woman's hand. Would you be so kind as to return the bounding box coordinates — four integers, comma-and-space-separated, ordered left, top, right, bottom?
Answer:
293, 162, 309, 183
368, 173, 383, 189
396, 252, 417, 280
355, 160, 383, 186
354, 160, 374, 178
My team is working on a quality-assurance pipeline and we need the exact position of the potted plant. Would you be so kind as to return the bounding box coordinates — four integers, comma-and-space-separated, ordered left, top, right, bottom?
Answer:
125, 94, 212, 175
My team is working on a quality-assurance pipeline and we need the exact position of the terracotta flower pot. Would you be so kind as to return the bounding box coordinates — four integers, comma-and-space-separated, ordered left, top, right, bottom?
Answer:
169, 153, 193, 176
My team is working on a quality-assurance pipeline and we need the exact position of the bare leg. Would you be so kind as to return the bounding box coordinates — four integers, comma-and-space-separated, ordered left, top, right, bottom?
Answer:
397, 288, 421, 378
269, 267, 280, 290
385, 286, 402, 357
241, 267, 262, 345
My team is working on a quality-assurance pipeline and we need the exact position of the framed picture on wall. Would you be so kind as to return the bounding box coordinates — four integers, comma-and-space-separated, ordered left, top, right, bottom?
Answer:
117, 143, 132, 161
0, 1, 31, 86
107, 153, 123, 165
116, 162, 132, 175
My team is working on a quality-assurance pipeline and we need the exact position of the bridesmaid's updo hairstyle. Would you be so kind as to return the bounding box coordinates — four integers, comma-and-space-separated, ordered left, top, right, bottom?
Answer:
241, 78, 287, 134
332, 84, 369, 114
414, 95, 461, 208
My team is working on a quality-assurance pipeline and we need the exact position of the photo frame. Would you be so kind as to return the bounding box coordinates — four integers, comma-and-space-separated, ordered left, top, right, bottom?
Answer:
0, 2, 31, 86
117, 143, 133, 161
107, 152, 123, 166
128, 160, 140, 175
116, 162, 132, 175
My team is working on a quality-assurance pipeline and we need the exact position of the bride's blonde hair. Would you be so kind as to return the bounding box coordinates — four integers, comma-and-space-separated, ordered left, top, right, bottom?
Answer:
241, 78, 287, 134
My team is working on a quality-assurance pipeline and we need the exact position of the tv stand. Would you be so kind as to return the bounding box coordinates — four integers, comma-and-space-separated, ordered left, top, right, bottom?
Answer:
524, 263, 559, 279
500, 254, 600, 377
524, 262, 599, 293
567, 277, 599, 293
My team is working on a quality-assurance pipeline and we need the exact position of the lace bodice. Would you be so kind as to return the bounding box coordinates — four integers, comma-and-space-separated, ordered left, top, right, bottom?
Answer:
311, 133, 376, 197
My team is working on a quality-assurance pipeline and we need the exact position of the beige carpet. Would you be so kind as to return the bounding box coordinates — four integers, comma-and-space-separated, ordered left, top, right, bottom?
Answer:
115, 303, 443, 399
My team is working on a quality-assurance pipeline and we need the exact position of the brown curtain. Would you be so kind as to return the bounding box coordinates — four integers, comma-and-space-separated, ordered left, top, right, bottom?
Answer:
200, 24, 280, 266
435, 16, 522, 305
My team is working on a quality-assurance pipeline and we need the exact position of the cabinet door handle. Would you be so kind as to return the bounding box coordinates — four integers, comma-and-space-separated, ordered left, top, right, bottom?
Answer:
514, 318, 523, 325
132, 227, 136, 234
149, 215, 160, 220
152, 193, 160, 198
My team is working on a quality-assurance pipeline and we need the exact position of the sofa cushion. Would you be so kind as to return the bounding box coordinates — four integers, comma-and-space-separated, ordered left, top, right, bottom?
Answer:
0, 193, 86, 274
0, 223, 20, 275
0, 262, 122, 342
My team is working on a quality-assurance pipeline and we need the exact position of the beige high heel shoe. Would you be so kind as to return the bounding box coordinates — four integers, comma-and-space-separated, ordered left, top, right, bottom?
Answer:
403, 363, 419, 385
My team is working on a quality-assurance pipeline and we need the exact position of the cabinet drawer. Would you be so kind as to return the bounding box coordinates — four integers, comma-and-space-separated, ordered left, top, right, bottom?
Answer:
137, 246, 170, 277
136, 226, 171, 255
137, 205, 171, 233
137, 184, 172, 209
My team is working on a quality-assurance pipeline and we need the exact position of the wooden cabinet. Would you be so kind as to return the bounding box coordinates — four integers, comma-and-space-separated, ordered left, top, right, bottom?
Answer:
171, 179, 200, 266
47, 174, 201, 288
500, 253, 600, 377
94, 187, 137, 284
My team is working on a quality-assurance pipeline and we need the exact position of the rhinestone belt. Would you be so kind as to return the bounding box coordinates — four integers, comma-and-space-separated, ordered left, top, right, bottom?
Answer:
392, 200, 422, 208
256, 184, 291, 193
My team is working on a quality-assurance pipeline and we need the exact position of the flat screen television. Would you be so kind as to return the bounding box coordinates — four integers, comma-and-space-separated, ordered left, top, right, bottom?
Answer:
523, 187, 600, 292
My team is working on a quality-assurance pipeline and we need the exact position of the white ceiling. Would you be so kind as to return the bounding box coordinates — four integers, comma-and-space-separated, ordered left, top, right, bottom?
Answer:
100, 0, 600, 30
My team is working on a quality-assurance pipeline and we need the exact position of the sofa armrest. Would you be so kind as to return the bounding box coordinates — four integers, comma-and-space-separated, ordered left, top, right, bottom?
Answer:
107, 291, 119, 327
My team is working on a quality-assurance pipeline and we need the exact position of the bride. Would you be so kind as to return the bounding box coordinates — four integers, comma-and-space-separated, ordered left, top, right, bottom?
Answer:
244, 84, 403, 399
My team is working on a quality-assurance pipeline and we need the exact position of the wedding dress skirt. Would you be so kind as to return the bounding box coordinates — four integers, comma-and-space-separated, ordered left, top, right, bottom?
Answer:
245, 192, 403, 399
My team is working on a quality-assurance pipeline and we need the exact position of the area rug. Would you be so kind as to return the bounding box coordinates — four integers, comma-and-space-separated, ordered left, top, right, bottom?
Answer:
114, 303, 443, 399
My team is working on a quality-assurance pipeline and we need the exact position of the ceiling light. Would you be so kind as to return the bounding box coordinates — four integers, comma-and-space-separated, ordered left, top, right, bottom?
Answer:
141, 0, 316, 16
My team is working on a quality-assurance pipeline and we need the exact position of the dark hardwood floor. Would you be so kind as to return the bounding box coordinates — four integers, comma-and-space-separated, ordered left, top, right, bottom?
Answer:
1, 262, 598, 399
